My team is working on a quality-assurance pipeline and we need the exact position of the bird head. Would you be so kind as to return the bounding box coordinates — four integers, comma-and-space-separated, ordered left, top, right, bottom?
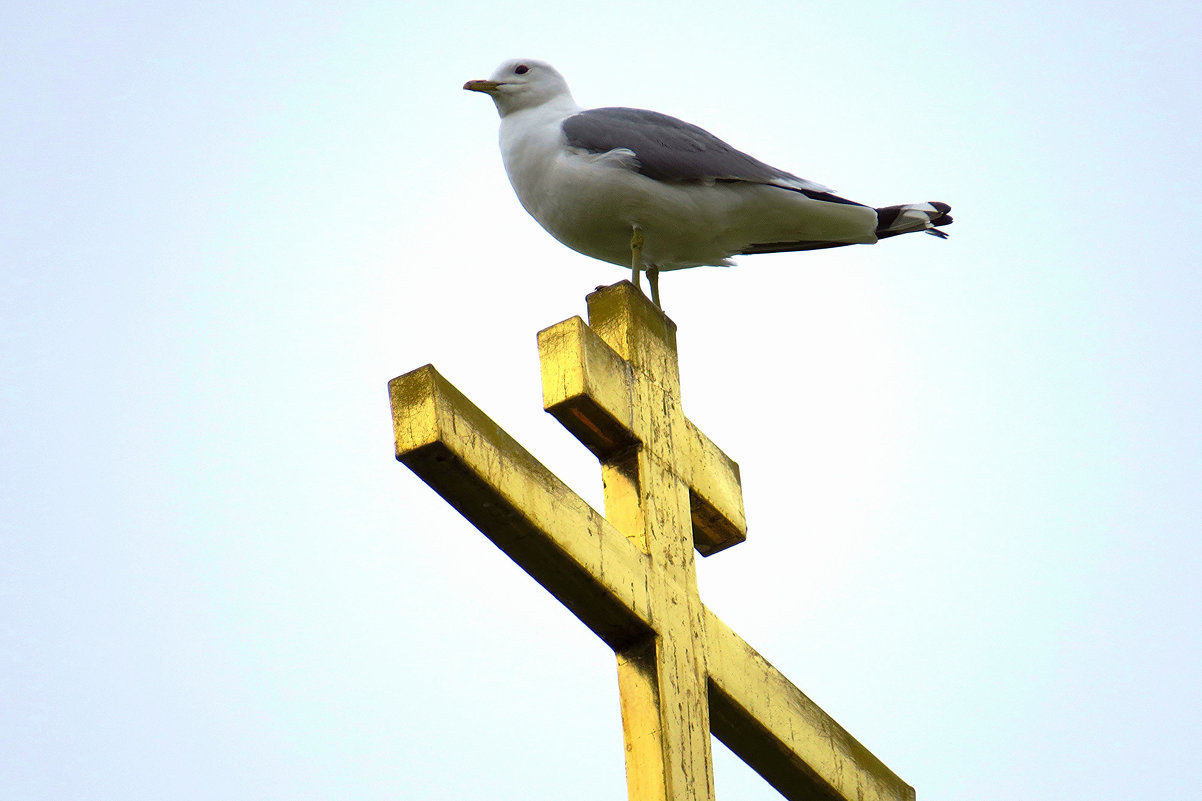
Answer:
463, 59, 574, 117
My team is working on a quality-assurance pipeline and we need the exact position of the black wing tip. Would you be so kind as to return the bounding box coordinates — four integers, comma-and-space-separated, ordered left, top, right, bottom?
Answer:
930, 201, 953, 228
875, 201, 954, 239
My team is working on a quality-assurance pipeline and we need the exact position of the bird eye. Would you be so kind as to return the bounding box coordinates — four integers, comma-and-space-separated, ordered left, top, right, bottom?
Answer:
514, 64, 529, 75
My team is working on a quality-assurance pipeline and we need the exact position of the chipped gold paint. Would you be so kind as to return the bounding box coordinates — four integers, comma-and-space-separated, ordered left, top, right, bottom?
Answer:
388, 281, 915, 801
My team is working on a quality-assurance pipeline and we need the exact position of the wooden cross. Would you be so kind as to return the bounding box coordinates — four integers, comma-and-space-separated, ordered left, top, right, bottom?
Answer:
388, 281, 914, 801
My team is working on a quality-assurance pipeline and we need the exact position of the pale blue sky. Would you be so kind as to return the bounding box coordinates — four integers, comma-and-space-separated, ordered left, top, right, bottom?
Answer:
3, 2, 1200, 800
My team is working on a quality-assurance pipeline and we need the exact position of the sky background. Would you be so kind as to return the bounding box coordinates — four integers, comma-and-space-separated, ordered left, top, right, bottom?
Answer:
4, 2, 1200, 799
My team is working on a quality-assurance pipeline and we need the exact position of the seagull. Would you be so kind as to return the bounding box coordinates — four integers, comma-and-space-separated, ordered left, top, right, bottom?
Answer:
464, 58, 952, 307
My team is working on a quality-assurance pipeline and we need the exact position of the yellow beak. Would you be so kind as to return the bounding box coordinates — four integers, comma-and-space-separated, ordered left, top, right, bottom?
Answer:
463, 79, 501, 93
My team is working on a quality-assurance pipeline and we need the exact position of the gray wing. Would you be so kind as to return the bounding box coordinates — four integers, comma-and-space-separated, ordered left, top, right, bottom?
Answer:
562, 107, 847, 199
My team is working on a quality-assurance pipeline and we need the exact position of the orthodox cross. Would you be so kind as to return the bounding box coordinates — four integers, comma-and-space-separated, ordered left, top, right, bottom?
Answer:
388, 281, 914, 801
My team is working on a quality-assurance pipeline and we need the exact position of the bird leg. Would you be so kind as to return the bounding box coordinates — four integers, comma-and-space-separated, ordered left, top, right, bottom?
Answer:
648, 267, 661, 308
630, 227, 644, 290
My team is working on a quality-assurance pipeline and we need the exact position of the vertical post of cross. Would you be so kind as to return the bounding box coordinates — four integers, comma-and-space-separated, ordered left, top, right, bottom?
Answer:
538, 283, 742, 801
607, 288, 712, 801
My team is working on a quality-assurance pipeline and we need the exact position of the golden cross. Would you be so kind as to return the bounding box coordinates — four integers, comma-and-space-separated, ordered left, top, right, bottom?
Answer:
388, 282, 914, 801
